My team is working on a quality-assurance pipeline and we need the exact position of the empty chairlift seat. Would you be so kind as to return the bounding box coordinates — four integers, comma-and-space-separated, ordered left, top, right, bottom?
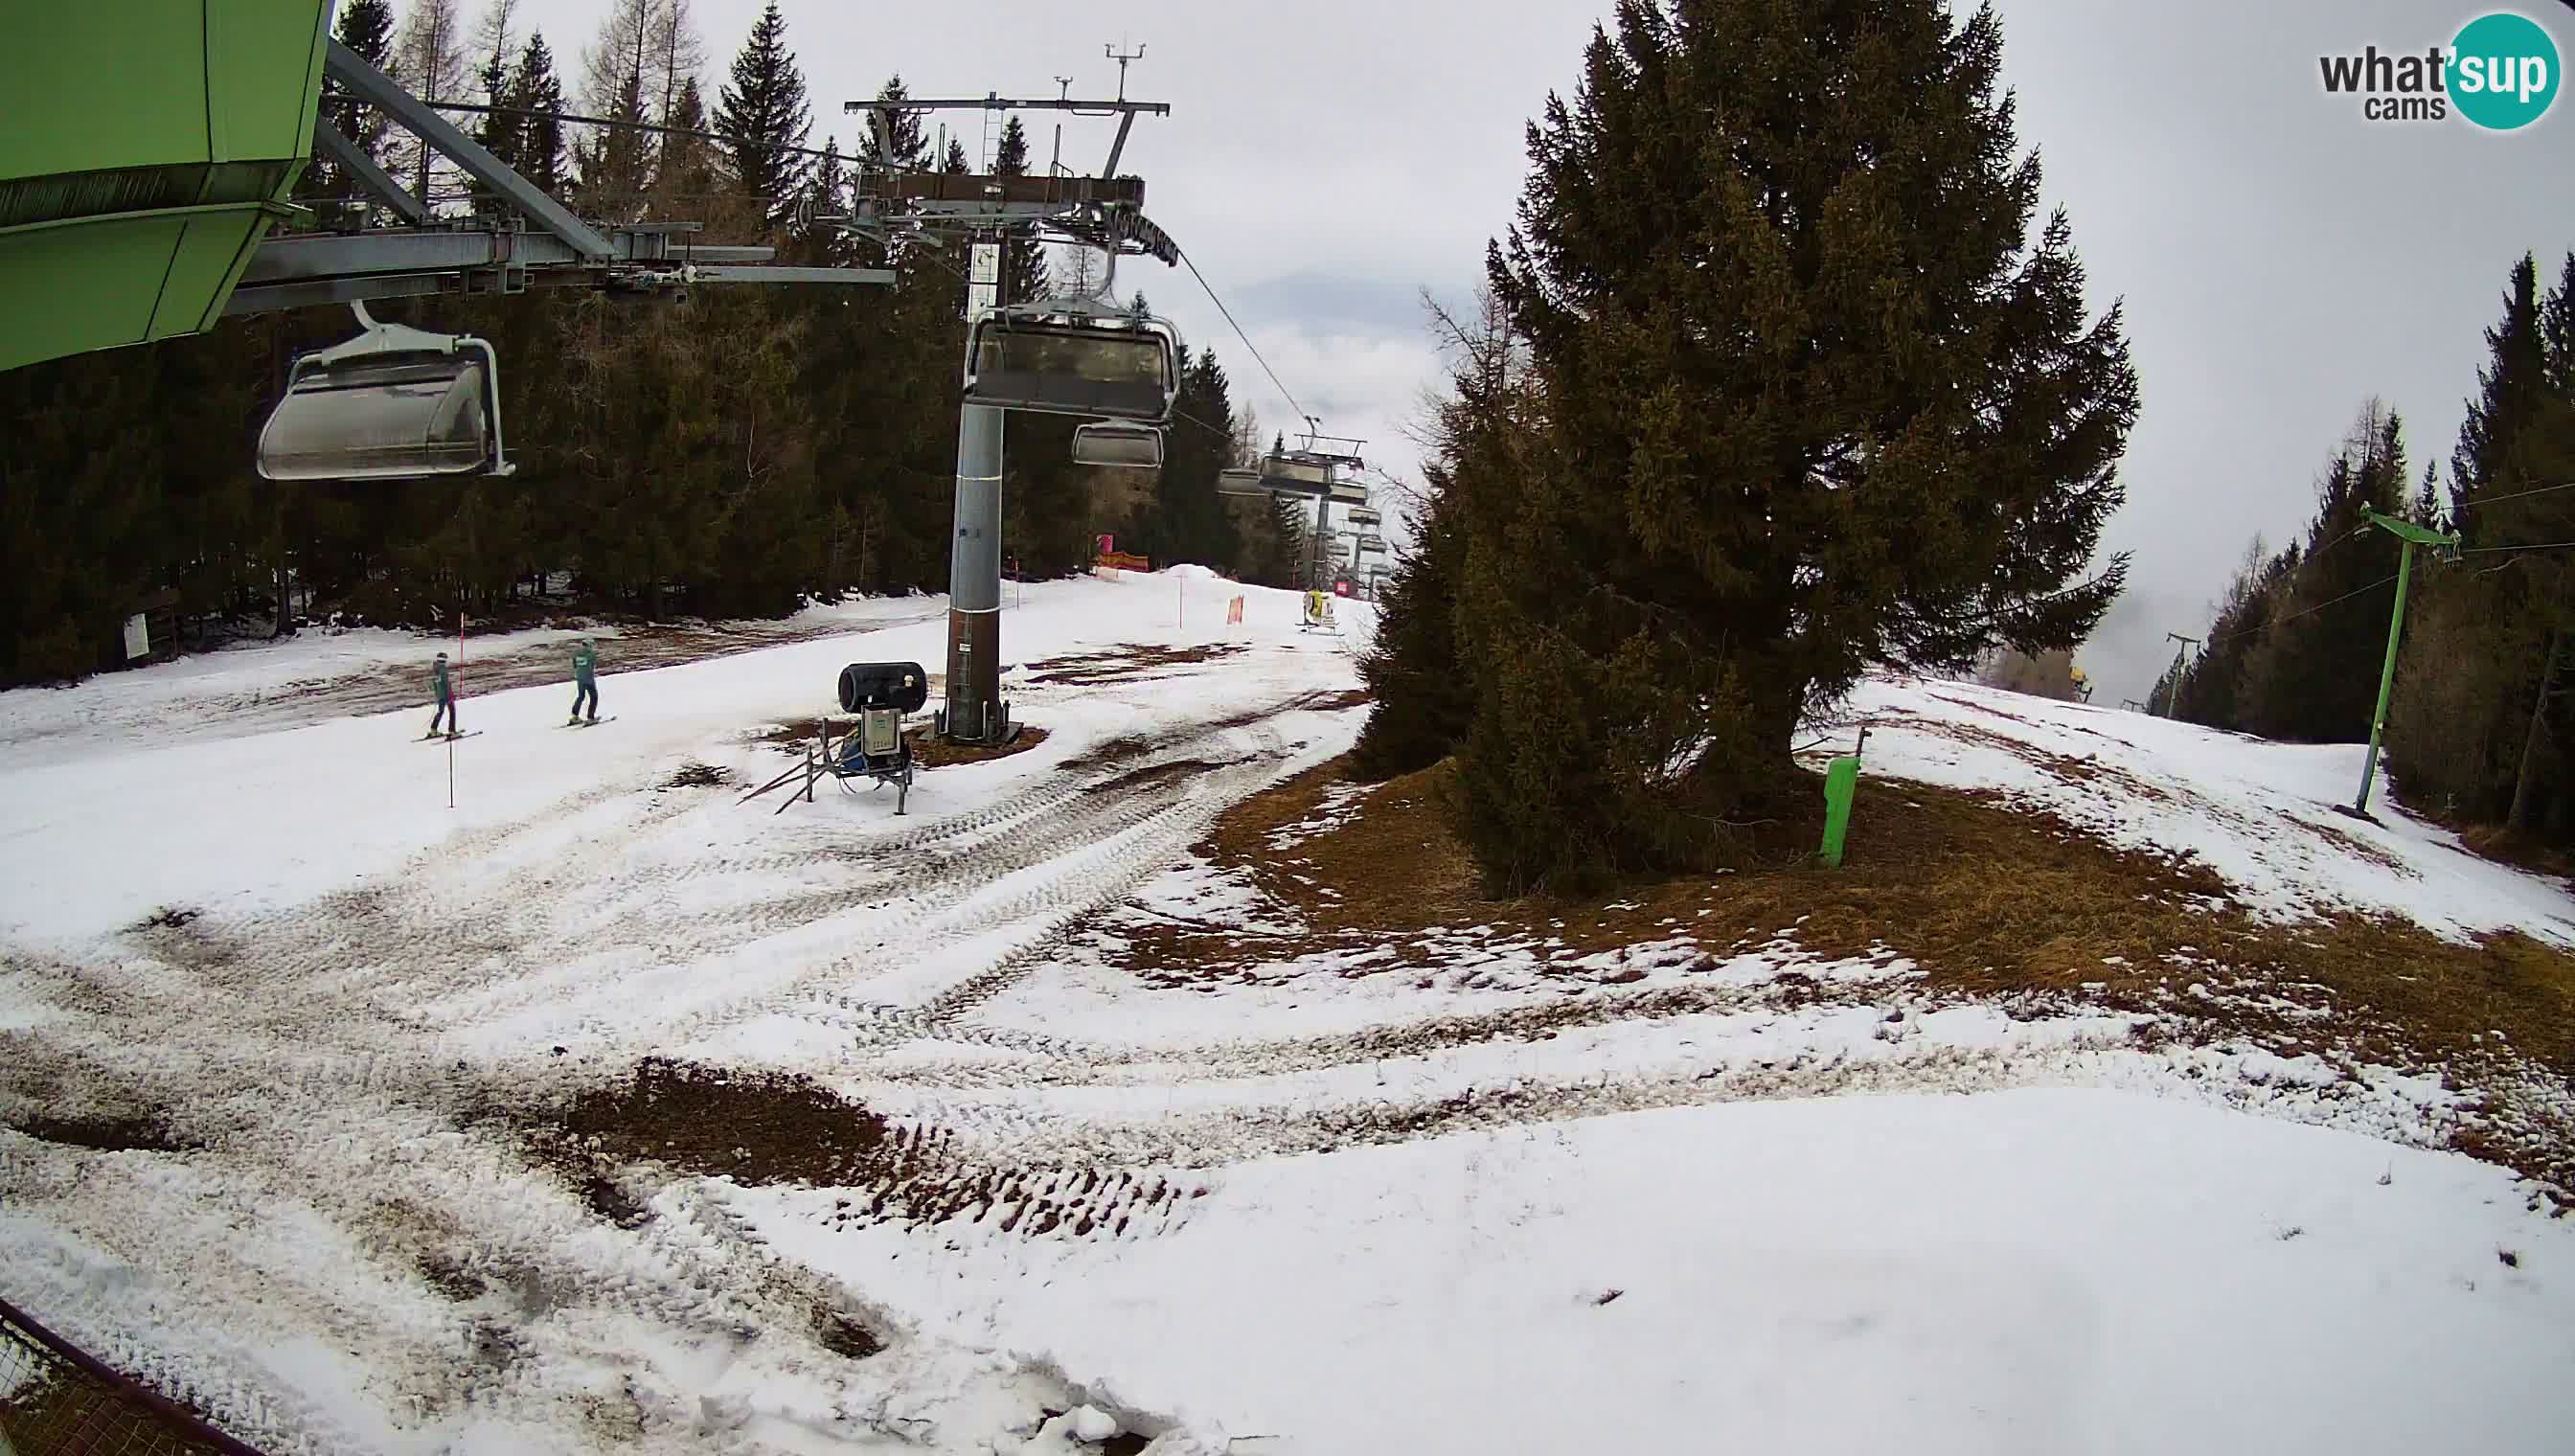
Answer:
1255, 452, 1333, 496
257, 307, 511, 481
1072, 421, 1165, 469
964, 312, 1177, 422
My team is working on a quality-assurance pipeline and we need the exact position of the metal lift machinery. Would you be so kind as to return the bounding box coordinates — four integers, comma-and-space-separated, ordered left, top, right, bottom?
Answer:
839, 64, 1186, 746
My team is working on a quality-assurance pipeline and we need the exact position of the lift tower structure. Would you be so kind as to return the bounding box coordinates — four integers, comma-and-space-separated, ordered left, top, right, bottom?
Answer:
843, 78, 1181, 745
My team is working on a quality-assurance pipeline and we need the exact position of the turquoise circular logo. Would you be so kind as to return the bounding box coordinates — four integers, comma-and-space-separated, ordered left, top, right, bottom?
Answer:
2450, 11, 2561, 129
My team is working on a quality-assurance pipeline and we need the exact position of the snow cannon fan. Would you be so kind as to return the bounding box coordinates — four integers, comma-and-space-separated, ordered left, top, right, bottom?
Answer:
837, 663, 929, 716
837, 662, 929, 763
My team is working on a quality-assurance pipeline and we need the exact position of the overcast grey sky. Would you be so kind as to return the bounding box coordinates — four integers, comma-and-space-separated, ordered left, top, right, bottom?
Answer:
499, 0, 2571, 704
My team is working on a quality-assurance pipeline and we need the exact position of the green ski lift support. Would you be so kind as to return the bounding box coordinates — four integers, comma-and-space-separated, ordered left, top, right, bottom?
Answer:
0, 1, 331, 375
2349, 507, 2462, 818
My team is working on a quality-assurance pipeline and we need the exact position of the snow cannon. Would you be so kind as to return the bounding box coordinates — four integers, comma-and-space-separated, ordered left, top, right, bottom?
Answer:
838, 663, 929, 716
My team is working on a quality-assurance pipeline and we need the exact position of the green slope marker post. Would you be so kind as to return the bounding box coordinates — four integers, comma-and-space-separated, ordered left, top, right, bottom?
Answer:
2351, 507, 2461, 818
1818, 726, 1868, 869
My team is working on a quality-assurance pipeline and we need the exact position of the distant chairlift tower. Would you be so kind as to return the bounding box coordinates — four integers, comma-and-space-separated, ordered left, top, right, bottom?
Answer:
1220, 422, 1368, 593
842, 67, 1181, 745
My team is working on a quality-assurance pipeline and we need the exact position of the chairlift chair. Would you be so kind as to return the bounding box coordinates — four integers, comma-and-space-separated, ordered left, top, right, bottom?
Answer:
1216, 467, 1267, 497
1345, 505, 1382, 528
1072, 421, 1165, 469
1255, 451, 1333, 497
1328, 479, 1369, 505
962, 301, 1180, 423
256, 303, 513, 481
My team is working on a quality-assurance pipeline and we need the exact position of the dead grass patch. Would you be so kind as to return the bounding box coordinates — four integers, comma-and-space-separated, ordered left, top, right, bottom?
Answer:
661, 762, 729, 789
1118, 753, 2575, 1201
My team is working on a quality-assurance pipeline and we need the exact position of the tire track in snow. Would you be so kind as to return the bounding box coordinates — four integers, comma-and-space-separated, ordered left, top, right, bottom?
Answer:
842, 975, 1905, 1090
0, 673, 1373, 1447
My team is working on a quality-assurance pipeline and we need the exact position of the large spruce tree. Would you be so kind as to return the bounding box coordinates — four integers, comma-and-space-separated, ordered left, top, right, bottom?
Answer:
2453, 255, 2550, 519
511, 33, 569, 198
1451, 0, 2137, 890
714, 0, 811, 230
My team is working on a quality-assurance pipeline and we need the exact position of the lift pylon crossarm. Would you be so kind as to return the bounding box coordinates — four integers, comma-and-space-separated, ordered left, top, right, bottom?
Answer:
322, 39, 614, 261
874, 172, 1145, 207
312, 122, 432, 226
844, 97, 1172, 117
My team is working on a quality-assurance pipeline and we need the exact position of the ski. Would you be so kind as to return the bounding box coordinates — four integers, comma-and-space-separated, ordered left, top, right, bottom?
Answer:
561, 716, 618, 728
419, 730, 483, 742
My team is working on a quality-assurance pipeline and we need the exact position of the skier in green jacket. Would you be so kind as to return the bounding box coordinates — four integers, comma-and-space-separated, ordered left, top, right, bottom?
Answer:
567, 638, 599, 725
426, 650, 459, 737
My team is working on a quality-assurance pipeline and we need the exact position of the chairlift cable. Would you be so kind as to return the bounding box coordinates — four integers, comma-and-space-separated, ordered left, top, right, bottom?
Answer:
2199, 571, 2402, 650
1174, 245, 1309, 424
2451, 480, 2575, 511
2459, 538, 2575, 556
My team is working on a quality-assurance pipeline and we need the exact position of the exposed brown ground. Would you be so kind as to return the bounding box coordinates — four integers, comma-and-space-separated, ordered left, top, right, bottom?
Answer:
1019, 642, 1248, 687
1095, 752, 2575, 1205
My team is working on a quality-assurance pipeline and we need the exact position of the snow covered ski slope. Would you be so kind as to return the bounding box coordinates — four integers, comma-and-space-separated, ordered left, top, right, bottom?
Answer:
2, 571, 2571, 1456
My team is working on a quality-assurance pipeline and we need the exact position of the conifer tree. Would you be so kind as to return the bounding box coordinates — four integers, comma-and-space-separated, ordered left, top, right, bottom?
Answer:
511, 33, 568, 197
2237, 403, 2411, 742
2453, 254, 2549, 522
1452, 0, 2136, 890
992, 118, 1049, 303
1146, 350, 1242, 567
714, 0, 811, 229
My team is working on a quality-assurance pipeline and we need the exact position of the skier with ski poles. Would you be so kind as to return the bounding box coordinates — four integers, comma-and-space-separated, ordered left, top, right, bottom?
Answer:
425, 650, 460, 738
567, 637, 600, 725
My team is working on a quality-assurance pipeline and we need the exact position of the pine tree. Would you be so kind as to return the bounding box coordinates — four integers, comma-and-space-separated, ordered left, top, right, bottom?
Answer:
2238, 402, 2412, 742
714, 0, 811, 230
864, 77, 930, 170
943, 139, 971, 175
992, 118, 1049, 304
1453, 0, 2136, 890
2147, 654, 2185, 718
2174, 535, 2296, 730
2453, 254, 2549, 525
1349, 481, 1471, 781
512, 32, 568, 197
1145, 350, 1242, 568
649, 77, 718, 215
793, 137, 850, 264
